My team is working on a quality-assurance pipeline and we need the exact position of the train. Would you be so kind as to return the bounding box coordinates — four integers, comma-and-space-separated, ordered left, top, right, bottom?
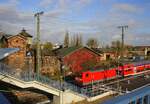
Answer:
75, 60, 150, 85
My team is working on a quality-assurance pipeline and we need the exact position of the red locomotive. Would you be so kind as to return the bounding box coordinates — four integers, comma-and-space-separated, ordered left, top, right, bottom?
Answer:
75, 60, 150, 85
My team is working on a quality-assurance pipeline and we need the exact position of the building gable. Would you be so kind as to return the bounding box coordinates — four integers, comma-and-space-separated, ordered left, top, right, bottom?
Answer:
62, 47, 101, 72
18, 29, 33, 38
7, 35, 27, 50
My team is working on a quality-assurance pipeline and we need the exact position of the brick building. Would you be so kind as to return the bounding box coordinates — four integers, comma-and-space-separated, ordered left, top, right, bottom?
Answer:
54, 46, 101, 73
0, 29, 61, 78
0, 29, 32, 69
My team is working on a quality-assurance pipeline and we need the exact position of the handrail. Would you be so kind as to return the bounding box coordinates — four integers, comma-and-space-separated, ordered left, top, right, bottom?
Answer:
0, 62, 115, 97
0, 63, 85, 96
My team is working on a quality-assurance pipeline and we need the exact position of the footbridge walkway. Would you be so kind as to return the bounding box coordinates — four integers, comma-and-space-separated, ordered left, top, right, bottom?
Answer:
0, 63, 87, 104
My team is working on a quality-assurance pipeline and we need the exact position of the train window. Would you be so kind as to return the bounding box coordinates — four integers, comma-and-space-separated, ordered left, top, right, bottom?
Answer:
85, 73, 89, 77
143, 95, 149, 104
129, 100, 136, 104
136, 98, 142, 104
125, 70, 128, 72
128, 69, 132, 72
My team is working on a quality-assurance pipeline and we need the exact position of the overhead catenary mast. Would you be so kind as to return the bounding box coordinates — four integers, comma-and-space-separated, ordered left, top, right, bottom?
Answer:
34, 11, 44, 79
118, 25, 128, 61
117, 25, 128, 94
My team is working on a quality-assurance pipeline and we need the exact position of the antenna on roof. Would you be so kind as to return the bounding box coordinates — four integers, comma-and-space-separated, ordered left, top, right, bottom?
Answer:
22, 28, 26, 32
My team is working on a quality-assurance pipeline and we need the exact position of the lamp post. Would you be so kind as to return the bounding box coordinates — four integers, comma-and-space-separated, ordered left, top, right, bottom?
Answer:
26, 52, 32, 77
91, 74, 94, 97
59, 57, 65, 91
34, 11, 44, 79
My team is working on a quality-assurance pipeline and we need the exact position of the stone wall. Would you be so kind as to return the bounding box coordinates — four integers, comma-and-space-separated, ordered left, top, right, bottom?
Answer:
41, 56, 60, 76
23, 56, 60, 77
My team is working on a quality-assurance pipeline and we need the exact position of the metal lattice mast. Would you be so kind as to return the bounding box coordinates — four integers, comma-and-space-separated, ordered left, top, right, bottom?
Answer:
117, 25, 128, 94
34, 11, 44, 78
118, 25, 128, 61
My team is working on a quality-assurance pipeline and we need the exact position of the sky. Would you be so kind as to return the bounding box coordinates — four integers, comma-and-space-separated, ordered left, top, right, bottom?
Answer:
0, 0, 150, 46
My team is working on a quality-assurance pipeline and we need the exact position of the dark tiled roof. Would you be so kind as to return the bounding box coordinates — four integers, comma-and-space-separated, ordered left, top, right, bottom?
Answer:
4, 34, 13, 39
0, 32, 12, 39
91, 48, 103, 54
54, 46, 82, 57
0, 32, 4, 39
0, 29, 33, 40
84, 47, 102, 56
18, 29, 32, 38
54, 46, 101, 58
134, 46, 150, 48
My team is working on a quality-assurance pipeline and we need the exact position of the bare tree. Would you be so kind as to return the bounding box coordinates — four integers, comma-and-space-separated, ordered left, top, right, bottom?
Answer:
70, 34, 83, 47
86, 38, 99, 48
64, 31, 69, 48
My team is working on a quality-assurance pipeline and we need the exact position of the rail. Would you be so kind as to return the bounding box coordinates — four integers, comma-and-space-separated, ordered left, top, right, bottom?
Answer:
0, 63, 83, 95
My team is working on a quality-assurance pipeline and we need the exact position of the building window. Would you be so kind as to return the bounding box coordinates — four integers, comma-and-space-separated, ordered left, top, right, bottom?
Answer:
106, 54, 110, 60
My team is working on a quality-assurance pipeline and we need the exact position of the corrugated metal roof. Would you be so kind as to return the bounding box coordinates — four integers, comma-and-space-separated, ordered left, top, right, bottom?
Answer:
102, 86, 150, 104
0, 48, 19, 60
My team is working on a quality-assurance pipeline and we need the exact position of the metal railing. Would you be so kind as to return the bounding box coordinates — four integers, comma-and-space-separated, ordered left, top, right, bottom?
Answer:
0, 62, 117, 97
0, 63, 85, 95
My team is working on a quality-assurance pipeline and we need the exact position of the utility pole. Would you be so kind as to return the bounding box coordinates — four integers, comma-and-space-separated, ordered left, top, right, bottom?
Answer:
34, 11, 44, 79
118, 25, 128, 61
117, 25, 128, 94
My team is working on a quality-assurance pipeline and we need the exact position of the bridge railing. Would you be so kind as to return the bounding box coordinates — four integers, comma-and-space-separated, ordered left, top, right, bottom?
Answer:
0, 63, 87, 96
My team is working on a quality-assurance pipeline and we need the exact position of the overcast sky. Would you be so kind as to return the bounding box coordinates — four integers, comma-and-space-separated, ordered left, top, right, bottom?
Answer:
0, 0, 150, 46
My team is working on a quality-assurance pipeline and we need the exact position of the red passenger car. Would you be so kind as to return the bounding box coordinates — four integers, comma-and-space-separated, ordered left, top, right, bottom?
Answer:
75, 60, 150, 85
145, 64, 150, 69
118, 63, 134, 76
118, 60, 150, 77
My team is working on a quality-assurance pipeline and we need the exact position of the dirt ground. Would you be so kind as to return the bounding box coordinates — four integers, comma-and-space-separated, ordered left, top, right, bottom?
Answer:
73, 94, 117, 104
